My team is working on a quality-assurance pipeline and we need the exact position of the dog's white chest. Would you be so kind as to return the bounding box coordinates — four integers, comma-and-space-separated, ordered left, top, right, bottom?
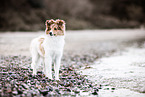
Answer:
43, 36, 65, 51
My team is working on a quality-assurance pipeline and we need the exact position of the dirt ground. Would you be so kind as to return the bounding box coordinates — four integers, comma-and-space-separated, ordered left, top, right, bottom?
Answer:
0, 29, 145, 97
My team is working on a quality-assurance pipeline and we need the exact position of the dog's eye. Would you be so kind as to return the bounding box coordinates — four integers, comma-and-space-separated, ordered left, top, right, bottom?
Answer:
58, 27, 61, 30
54, 28, 57, 30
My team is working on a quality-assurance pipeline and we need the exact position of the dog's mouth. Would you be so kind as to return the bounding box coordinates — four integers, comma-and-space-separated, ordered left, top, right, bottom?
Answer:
49, 33, 56, 36
49, 31, 60, 36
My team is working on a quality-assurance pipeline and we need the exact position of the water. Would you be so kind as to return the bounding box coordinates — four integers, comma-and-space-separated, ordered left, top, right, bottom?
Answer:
80, 47, 145, 97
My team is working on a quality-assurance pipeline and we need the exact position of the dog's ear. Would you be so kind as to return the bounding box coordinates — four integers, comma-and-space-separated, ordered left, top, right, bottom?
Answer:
56, 19, 66, 26
45, 19, 55, 26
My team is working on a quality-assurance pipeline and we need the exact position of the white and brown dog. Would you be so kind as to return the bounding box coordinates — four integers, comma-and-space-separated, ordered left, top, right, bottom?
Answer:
30, 19, 66, 80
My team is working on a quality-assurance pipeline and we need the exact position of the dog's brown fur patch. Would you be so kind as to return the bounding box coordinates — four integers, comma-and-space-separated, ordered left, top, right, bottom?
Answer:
39, 38, 45, 55
45, 19, 65, 36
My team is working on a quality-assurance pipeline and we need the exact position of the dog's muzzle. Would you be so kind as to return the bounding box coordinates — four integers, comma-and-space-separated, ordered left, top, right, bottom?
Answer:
49, 32, 53, 36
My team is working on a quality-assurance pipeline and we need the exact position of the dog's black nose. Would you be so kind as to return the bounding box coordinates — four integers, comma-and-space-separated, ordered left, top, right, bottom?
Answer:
49, 32, 53, 36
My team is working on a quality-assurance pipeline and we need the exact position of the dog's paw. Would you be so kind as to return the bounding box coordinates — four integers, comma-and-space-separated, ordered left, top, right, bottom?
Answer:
55, 78, 60, 81
32, 72, 37, 75
47, 76, 53, 80
45, 74, 53, 80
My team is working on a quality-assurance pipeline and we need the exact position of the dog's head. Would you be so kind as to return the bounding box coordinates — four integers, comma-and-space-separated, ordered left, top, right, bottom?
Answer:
45, 19, 66, 36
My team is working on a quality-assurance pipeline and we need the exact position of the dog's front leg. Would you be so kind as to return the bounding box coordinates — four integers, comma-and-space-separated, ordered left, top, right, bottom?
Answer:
45, 56, 52, 79
54, 55, 62, 80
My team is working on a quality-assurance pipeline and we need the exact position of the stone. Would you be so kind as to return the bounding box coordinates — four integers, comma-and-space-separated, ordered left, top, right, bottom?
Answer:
39, 89, 49, 96
21, 83, 29, 89
12, 90, 18, 95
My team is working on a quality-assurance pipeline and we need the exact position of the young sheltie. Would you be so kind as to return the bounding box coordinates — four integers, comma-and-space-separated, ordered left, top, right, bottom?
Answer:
30, 19, 66, 80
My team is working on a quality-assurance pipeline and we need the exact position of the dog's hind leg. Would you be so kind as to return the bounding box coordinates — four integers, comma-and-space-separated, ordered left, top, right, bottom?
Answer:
42, 58, 45, 73
37, 57, 43, 71
37, 57, 45, 72
30, 45, 39, 75
31, 54, 39, 75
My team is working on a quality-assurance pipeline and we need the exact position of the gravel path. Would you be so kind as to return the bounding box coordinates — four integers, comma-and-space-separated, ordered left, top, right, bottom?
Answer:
0, 55, 100, 96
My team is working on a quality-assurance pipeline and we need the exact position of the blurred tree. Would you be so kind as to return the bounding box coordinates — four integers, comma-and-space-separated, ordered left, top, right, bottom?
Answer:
127, 5, 144, 22
44, 0, 93, 18
0, 0, 145, 31
110, 0, 145, 22
29, 0, 44, 8
90, 0, 113, 14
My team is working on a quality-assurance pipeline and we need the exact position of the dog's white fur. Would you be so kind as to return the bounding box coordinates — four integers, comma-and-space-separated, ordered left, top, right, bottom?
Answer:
30, 19, 65, 80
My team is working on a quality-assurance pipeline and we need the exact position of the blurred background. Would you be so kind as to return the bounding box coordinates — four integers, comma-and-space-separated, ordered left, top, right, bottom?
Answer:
0, 1, 145, 96
0, 0, 145, 31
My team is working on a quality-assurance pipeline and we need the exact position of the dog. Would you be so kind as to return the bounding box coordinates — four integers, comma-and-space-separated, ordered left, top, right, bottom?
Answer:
30, 19, 66, 80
